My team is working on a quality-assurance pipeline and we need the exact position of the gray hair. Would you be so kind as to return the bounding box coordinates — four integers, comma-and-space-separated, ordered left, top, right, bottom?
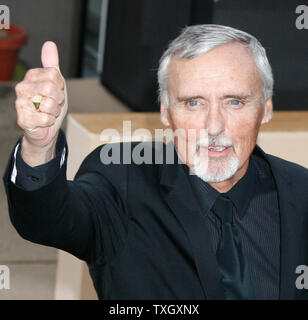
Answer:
157, 24, 274, 108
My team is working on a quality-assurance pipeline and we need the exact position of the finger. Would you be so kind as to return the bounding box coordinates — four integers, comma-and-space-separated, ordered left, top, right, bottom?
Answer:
16, 81, 65, 105
17, 107, 56, 130
16, 96, 61, 118
24, 68, 64, 90
41, 41, 60, 70
38, 96, 62, 117
15, 97, 44, 116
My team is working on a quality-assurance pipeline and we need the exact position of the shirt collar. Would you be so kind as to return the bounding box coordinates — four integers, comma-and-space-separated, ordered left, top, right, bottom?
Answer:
184, 165, 220, 217
185, 157, 255, 220
223, 157, 255, 219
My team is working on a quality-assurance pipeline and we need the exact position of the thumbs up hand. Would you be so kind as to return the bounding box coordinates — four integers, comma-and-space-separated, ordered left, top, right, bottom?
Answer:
15, 41, 68, 166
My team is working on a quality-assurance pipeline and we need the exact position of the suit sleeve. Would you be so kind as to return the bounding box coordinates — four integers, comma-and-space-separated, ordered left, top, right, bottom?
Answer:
2, 131, 129, 264
12, 130, 66, 191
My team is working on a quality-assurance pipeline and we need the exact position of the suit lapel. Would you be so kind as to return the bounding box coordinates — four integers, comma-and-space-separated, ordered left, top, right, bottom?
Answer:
255, 145, 308, 299
159, 146, 225, 299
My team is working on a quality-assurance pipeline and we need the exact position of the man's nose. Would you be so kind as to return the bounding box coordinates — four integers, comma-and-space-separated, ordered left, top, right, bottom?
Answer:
205, 104, 225, 137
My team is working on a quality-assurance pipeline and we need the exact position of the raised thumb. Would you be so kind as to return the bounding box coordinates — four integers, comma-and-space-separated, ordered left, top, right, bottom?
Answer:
41, 41, 60, 70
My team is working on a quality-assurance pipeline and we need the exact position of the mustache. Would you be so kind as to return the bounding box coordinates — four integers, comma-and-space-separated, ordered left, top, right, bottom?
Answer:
196, 136, 233, 149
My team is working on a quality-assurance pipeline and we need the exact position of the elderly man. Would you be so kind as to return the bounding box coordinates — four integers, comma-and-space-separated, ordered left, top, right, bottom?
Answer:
3, 25, 308, 300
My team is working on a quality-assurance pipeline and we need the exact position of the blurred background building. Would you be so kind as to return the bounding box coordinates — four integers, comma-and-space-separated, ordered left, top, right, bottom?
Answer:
1, 0, 307, 110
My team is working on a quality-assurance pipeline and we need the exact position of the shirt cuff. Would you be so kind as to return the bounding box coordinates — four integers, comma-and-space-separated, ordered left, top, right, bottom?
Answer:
11, 129, 67, 191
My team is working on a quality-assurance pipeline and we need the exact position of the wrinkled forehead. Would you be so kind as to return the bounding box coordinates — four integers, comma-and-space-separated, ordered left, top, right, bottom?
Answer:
167, 42, 262, 97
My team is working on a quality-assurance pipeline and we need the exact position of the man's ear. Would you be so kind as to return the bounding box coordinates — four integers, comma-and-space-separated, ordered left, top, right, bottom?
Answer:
160, 103, 170, 126
261, 98, 273, 124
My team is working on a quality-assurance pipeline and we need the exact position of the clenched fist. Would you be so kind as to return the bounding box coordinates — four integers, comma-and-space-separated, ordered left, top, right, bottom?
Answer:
15, 41, 68, 166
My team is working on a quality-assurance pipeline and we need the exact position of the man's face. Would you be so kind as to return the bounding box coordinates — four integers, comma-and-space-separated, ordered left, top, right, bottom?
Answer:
160, 41, 273, 188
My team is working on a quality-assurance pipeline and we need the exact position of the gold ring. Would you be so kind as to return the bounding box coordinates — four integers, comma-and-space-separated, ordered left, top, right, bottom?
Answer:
32, 95, 43, 112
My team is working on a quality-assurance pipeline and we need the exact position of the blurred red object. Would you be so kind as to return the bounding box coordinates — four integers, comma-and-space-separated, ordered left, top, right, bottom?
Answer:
0, 24, 27, 81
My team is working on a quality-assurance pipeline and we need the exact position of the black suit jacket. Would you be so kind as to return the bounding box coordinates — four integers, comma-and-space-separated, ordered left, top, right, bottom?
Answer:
3, 138, 308, 300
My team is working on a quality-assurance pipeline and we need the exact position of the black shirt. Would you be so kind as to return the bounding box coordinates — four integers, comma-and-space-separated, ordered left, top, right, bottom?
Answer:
185, 153, 281, 299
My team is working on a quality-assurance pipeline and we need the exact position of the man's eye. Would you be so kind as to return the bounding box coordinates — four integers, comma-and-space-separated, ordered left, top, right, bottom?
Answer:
230, 99, 242, 106
187, 100, 199, 107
